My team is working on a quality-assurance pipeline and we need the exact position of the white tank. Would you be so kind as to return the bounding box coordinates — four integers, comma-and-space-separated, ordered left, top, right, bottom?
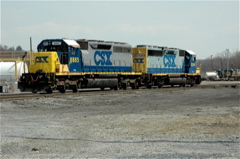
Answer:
0, 62, 28, 79
0, 62, 28, 92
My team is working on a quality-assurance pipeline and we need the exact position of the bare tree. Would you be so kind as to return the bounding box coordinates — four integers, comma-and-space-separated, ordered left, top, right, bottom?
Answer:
16, 45, 23, 51
197, 49, 240, 77
0, 44, 24, 51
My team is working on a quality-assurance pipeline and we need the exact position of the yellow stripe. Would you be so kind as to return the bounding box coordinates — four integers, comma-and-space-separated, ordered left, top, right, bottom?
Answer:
56, 72, 142, 76
55, 72, 200, 76
151, 73, 200, 76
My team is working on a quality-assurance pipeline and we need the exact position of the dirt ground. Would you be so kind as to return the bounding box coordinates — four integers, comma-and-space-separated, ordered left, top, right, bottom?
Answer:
1, 81, 240, 158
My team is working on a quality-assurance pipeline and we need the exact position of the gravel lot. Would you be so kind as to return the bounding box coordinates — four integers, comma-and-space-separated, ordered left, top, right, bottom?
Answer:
1, 82, 240, 158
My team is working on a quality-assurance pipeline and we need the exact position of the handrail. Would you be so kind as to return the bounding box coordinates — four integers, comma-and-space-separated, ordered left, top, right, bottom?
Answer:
0, 51, 35, 63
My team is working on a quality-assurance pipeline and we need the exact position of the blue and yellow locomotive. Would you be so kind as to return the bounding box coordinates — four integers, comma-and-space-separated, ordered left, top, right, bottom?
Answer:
132, 45, 200, 88
18, 38, 201, 93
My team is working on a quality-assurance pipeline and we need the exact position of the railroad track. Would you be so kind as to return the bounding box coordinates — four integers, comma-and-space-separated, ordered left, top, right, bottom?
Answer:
0, 83, 239, 101
0, 86, 190, 101
0, 92, 55, 101
0, 89, 117, 101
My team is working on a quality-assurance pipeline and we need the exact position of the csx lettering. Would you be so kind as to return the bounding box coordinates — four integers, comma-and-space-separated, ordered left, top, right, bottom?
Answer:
35, 56, 48, 63
163, 55, 176, 67
133, 58, 144, 63
94, 51, 112, 66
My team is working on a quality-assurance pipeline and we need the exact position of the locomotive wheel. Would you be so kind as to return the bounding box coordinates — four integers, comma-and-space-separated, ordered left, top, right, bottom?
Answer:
146, 84, 152, 89
196, 77, 202, 84
131, 84, 136, 89
32, 90, 37, 93
45, 88, 53, 94
131, 81, 139, 89
110, 86, 118, 90
72, 88, 78, 93
32, 84, 38, 93
158, 80, 164, 88
118, 83, 123, 89
135, 81, 139, 89
59, 89, 65, 93
122, 83, 127, 90
20, 85, 26, 92
59, 88, 66, 93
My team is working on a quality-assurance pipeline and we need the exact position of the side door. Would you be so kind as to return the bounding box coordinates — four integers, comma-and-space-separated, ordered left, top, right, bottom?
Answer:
68, 47, 83, 72
188, 55, 196, 73
132, 47, 148, 73
184, 52, 190, 73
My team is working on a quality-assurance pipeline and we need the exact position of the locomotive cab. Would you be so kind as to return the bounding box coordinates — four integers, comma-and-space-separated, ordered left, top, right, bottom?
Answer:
131, 45, 201, 87
36, 39, 82, 73
184, 50, 196, 74
18, 39, 82, 93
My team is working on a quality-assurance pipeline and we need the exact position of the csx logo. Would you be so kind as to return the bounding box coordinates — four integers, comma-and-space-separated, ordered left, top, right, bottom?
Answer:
163, 55, 176, 67
133, 58, 144, 63
35, 56, 48, 63
94, 51, 112, 66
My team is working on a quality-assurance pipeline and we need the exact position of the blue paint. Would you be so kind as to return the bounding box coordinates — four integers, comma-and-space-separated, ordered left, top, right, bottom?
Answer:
69, 48, 82, 72
83, 65, 131, 73
94, 51, 112, 66
148, 68, 183, 73
183, 53, 197, 73
189, 56, 197, 73
163, 54, 176, 67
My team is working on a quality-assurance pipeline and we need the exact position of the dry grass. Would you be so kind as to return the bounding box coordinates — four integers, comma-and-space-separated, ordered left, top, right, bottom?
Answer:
85, 114, 240, 139
161, 115, 240, 135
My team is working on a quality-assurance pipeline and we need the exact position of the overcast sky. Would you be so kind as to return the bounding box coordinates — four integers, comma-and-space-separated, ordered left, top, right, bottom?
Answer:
1, 0, 239, 59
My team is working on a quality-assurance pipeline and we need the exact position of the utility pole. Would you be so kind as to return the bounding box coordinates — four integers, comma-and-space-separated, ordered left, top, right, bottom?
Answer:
238, 52, 240, 69
226, 49, 229, 80
220, 58, 223, 70
30, 37, 33, 65
211, 55, 213, 71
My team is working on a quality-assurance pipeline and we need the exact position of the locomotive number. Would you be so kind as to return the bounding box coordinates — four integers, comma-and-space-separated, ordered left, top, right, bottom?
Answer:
70, 57, 79, 63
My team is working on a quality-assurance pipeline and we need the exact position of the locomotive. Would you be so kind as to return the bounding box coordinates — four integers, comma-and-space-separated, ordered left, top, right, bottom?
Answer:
18, 38, 201, 93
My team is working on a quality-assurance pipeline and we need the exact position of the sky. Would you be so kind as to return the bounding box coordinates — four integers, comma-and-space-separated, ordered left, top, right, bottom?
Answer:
1, 0, 239, 59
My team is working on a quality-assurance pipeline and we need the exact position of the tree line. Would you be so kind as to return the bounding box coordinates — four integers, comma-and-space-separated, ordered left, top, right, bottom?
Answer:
197, 50, 240, 74
0, 44, 23, 51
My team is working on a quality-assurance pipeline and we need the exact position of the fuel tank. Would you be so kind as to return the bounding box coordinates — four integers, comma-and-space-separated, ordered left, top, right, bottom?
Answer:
84, 78, 118, 88
168, 77, 186, 85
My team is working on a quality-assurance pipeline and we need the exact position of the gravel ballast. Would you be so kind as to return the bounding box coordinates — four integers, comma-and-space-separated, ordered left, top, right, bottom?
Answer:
1, 85, 239, 158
